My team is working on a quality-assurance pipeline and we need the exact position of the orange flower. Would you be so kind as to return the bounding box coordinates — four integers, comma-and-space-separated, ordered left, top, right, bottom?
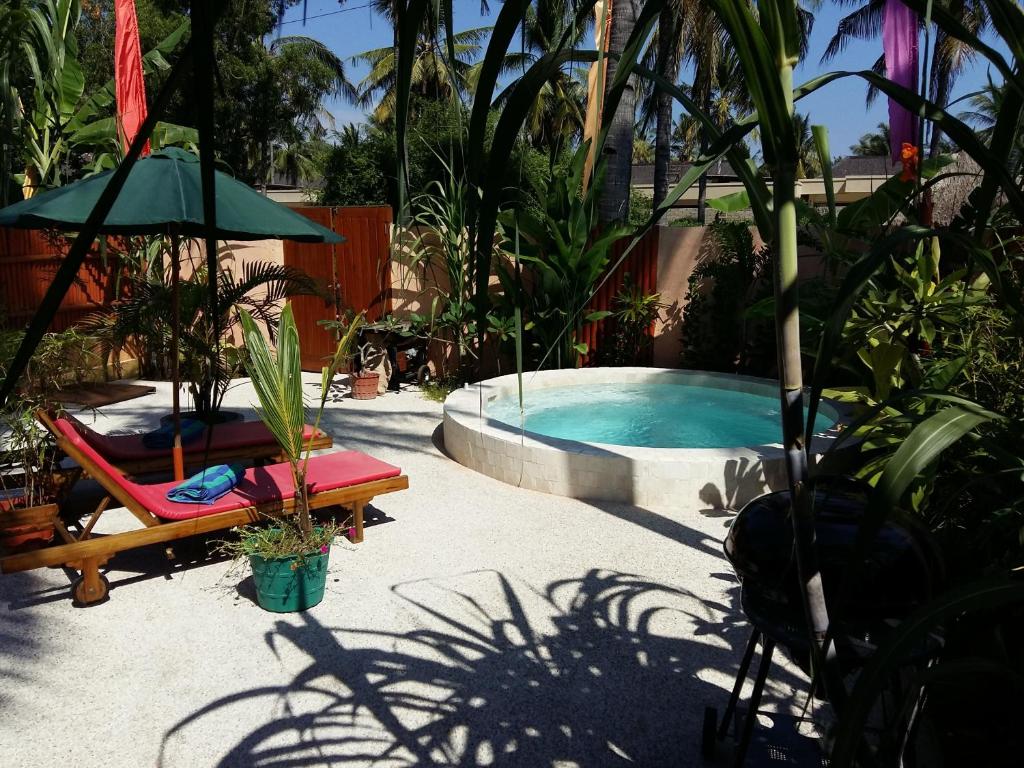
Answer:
899, 143, 920, 182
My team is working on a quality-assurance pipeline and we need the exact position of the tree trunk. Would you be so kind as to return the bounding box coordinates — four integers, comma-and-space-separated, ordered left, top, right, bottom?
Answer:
696, 174, 708, 224
927, 54, 951, 159
652, 7, 678, 214
598, 0, 640, 224
696, 85, 711, 224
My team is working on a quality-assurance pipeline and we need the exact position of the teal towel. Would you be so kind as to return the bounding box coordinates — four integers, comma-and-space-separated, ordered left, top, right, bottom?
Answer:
142, 418, 205, 450
166, 463, 244, 505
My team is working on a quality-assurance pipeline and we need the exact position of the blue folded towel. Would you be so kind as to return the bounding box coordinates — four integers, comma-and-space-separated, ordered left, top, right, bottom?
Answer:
142, 418, 205, 450
166, 463, 244, 505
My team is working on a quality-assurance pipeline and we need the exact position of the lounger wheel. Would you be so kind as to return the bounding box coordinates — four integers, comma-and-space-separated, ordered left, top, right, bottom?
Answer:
701, 706, 718, 760
71, 574, 110, 607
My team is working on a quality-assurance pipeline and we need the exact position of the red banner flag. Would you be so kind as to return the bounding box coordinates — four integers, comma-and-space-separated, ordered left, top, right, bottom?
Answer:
114, 0, 150, 155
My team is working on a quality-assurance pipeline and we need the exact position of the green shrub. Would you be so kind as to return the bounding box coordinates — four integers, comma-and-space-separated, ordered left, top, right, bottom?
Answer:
628, 192, 653, 228
680, 222, 776, 375
598, 274, 664, 366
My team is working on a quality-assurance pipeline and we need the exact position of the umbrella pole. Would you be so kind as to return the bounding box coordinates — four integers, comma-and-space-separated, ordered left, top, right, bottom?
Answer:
170, 230, 184, 482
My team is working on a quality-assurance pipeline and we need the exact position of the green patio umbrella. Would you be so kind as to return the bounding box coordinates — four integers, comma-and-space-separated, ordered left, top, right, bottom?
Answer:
0, 147, 344, 480
0, 148, 342, 241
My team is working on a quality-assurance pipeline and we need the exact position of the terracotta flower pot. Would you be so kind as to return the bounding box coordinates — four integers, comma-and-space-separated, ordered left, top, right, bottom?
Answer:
0, 502, 58, 554
352, 372, 380, 400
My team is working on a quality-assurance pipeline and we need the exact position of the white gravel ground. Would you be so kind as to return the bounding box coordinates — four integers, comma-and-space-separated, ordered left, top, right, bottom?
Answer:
0, 376, 820, 767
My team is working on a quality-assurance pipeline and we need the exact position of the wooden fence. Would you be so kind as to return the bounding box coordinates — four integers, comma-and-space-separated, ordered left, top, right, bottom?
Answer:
0, 228, 119, 331
282, 206, 393, 369
579, 227, 660, 365
1, 212, 657, 372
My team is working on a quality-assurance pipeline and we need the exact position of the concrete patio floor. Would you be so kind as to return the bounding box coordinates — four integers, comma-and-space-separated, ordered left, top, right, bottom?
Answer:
0, 376, 822, 767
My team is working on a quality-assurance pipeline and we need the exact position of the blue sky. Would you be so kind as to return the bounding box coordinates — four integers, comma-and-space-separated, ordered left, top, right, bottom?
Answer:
278, 0, 1002, 156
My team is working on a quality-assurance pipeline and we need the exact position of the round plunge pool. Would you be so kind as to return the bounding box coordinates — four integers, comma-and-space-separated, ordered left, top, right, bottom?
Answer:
442, 368, 844, 510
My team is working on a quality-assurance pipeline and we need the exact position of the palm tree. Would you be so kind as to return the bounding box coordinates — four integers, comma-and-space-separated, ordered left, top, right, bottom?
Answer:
793, 112, 821, 179
598, 0, 641, 224
515, 71, 587, 154
672, 112, 700, 161
958, 79, 1003, 143
270, 137, 331, 186
492, 2, 589, 156
850, 122, 891, 156
263, 34, 353, 188
352, 26, 490, 125
687, 34, 751, 222
959, 78, 1022, 170
90, 259, 320, 416
822, 0, 989, 158
633, 126, 654, 163
268, 35, 355, 133
678, 4, 811, 222
644, 0, 686, 213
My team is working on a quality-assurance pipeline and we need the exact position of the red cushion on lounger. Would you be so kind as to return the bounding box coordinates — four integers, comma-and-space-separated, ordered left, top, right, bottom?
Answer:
65, 414, 324, 461
52, 418, 401, 522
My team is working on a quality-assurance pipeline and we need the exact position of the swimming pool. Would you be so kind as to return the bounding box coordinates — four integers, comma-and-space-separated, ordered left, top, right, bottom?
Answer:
443, 368, 844, 509
486, 382, 836, 449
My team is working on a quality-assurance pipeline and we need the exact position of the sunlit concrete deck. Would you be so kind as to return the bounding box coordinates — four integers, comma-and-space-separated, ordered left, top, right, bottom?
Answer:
0, 375, 821, 767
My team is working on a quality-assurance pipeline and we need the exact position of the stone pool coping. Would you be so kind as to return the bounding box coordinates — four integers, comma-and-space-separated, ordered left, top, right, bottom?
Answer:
443, 368, 846, 509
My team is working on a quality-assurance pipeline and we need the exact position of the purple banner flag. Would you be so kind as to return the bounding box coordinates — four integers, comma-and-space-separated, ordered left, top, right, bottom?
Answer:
883, 0, 919, 163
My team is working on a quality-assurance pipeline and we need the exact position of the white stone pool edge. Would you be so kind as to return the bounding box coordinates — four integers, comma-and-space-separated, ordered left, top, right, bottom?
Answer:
442, 367, 845, 510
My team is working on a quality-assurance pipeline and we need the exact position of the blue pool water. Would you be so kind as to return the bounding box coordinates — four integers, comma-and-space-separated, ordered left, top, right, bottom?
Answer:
487, 382, 836, 449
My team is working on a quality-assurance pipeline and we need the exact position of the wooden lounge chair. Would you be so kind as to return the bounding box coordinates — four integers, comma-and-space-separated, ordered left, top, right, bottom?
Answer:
0, 416, 409, 606
45, 412, 333, 475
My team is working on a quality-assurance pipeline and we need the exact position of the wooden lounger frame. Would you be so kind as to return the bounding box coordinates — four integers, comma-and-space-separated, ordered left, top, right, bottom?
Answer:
1, 415, 409, 606
38, 411, 334, 476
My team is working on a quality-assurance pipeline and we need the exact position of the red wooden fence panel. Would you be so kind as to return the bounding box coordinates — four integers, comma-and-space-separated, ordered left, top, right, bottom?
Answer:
0, 228, 119, 331
334, 205, 392, 320
283, 206, 393, 370
580, 227, 660, 365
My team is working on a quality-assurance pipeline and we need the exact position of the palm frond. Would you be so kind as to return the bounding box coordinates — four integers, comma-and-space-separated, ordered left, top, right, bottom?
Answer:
821, 0, 885, 64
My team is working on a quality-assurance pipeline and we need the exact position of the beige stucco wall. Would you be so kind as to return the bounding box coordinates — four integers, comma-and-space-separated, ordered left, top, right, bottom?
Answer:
175, 237, 286, 346
649, 224, 832, 368
652, 225, 708, 367
389, 226, 445, 319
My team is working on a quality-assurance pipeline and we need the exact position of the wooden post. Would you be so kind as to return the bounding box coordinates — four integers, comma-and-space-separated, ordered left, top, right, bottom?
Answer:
351, 501, 365, 544
170, 229, 184, 481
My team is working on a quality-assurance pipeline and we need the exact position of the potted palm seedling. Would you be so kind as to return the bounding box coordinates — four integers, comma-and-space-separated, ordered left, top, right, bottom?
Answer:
0, 331, 80, 554
0, 398, 64, 553
226, 304, 362, 612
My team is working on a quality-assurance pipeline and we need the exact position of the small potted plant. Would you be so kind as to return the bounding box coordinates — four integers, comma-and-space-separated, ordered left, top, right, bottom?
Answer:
223, 304, 362, 612
352, 332, 393, 399
0, 400, 83, 552
318, 315, 382, 400
0, 329, 76, 554
351, 367, 381, 400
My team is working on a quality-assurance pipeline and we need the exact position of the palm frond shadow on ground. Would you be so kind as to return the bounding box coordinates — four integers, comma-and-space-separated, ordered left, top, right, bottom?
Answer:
158, 569, 816, 767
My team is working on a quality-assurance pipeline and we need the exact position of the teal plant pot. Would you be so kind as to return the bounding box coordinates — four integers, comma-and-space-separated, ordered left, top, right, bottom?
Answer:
249, 547, 330, 613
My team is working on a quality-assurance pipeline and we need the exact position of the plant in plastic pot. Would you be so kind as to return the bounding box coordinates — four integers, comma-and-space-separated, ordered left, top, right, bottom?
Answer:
224, 304, 362, 612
